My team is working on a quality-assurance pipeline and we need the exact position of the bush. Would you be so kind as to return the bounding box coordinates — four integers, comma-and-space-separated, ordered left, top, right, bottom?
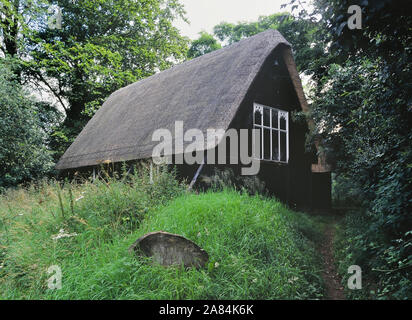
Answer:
0, 59, 55, 189
312, 57, 412, 300
334, 212, 412, 300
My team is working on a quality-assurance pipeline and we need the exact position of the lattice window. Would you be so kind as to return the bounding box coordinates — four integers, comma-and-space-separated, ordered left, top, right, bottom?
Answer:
253, 102, 289, 163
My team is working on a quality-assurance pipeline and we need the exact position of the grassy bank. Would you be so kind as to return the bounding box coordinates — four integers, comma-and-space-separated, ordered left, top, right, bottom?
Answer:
0, 168, 326, 299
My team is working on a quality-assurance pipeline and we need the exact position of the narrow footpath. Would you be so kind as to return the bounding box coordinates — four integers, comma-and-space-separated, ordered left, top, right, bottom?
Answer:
320, 222, 345, 300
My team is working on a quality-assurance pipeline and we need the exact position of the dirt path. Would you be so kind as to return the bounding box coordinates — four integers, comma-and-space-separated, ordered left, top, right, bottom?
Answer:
320, 222, 345, 300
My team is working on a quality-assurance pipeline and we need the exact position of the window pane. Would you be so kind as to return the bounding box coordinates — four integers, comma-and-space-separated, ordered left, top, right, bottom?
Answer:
272, 130, 279, 161
263, 108, 271, 127
272, 109, 278, 128
263, 128, 271, 160
254, 108, 262, 125
253, 127, 262, 159
280, 114, 287, 130
280, 131, 287, 162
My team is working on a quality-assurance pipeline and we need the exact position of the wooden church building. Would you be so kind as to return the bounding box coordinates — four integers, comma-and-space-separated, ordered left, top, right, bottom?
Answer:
56, 29, 332, 211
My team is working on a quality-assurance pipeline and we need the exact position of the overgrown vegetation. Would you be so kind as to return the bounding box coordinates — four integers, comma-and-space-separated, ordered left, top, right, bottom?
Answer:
304, 0, 412, 300
0, 59, 55, 189
315, 57, 412, 299
0, 166, 325, 299
334, 212, 412, 300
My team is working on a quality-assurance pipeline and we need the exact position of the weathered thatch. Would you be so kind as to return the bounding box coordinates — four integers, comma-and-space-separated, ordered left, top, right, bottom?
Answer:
57, 30, 297, 170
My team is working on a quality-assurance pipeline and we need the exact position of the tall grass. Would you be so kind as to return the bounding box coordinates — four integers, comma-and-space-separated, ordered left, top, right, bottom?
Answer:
0, 164, 184, 298
0, 165, 325, 299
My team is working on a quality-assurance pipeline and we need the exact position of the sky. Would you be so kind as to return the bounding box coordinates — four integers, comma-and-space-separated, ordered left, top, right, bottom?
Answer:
174, 0, 293, 39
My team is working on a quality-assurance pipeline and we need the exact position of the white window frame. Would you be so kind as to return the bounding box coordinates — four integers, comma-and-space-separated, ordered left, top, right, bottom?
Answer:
253, 102, 289, 163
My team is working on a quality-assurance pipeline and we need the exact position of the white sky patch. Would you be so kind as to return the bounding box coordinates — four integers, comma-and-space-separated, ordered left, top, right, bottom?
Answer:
175, 0, 292, 39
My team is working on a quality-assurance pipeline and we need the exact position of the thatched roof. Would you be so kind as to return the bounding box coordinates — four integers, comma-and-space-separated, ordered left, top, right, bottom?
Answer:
56, 29, 299, 170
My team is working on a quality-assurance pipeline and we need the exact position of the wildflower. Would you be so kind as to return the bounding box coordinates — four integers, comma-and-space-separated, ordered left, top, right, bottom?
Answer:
51, 228, 78, 240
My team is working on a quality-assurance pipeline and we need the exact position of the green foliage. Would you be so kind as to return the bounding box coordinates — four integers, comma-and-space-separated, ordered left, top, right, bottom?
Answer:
0, 172, 325, 299
0, 59, 54, 189
334, 213, 374, 300
187, 31, 221, 58
335, 212, 412, 300
305, 0, 412, 299
311, 0, 412, 60
312, 55, 411, 301
35, 0, 188, 111
1, 0, 33, 57
1, 0, 190, 157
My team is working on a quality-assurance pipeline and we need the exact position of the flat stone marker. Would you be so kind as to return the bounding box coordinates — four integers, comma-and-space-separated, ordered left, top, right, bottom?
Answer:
129, 231, 209, 268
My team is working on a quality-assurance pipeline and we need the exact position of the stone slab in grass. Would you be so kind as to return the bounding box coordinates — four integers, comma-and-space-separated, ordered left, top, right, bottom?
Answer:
129, 231, 209, 268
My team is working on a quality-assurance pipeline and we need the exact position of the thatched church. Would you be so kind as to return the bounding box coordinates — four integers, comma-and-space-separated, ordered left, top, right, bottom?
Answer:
56, 29, 331, 211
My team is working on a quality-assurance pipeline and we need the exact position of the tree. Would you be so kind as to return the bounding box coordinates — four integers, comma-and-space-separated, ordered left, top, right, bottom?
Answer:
187, 31, 221, 58
311, 0, 412, 59
0, 0, 49, 79
299, 0, 412, 298
30, 0, 189, 156
0, 58, 54, 188
0, 0, 189, 157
